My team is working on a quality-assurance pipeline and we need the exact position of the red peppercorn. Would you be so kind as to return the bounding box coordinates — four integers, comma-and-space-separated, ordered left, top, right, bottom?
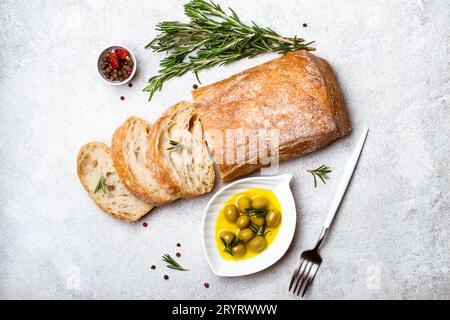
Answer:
176, 252, 181, 257
204, 282, 209, 288
116, 48, 129, 60
108, 52, 120, 70
142, 222, 147, 227
120, 96, 125, 101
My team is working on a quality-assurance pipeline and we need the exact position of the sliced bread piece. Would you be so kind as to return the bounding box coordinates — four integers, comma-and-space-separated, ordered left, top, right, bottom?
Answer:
147, 101, 215, 198
77, 142, 153, 222
111, 117, 176, 205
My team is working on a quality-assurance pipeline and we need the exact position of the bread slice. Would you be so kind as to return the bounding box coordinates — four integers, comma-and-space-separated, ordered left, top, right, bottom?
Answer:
147, 101, 215, 197
77, 142, 153, 222
111, 117, 176, 205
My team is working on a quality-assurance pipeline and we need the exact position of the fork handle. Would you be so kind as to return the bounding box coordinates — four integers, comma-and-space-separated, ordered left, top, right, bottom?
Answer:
313, 129, 366, 249
323, 127, 368, 230
314, 227, 329, 250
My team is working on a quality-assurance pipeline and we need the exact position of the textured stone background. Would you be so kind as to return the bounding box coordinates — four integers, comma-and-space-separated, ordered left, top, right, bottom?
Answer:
0, 0, 449, 300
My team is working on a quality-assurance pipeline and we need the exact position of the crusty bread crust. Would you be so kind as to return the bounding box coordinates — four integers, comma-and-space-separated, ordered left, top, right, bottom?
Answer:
146, 109, 181, 195
77, 142, 153, 222
111, 117, 176, 205
192, 51, 351, 181
146, 101, 215, 197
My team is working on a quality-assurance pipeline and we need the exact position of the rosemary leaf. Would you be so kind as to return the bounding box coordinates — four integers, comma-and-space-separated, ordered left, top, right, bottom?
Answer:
162, 254, 189, 271
94, 176, 108, 194
249, 223, 270, 238
307, 165, 332, 188
245, 207, 268, 217
221, 235, 238, 256
167, 140, 185, 151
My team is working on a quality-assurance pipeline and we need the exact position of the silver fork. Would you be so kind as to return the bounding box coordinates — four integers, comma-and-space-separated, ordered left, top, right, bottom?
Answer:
289, 127, 369, 297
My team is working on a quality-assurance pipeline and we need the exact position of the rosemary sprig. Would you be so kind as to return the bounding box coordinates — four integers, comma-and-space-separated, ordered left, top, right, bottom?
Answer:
166, 140, 185, 151
144, 0, 315, 100
245, 207, 268, 217
220, 235, 238, 256
249, 223, 270, 238
94, 176, 108, 194
308, 165, 332, 188
162, 254, 189, 271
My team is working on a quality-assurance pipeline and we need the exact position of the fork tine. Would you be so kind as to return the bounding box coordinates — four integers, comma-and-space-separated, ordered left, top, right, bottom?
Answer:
289, 258, 303, 291
301, 264, 319, 297
296, 261, 313, 296
292, 259, 308, 294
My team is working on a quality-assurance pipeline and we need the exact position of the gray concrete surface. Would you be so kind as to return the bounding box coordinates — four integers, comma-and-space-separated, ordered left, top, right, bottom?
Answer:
0, 0, 449, 300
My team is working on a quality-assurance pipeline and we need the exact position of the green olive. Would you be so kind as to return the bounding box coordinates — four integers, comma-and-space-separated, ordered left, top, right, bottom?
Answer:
238, 228, 255, 242
219, 231, 235, 245
235, 215, 250, 228
266, 209, 281, 228
223, 203, 239, 222
248, 236, 266, 252
251, 195, 269, 209
250, 215, 265, 226
236, 195, 252, 213
231, 243, 246, 257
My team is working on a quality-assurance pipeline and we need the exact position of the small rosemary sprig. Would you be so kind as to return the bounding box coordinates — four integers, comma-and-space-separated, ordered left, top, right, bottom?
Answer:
245, 207, 268, 217
94, 176, 108, 194
144, 0, 315, 101
249, 223, 270, 238
162, 254, 189, 271
308, 165, 332, 188
167, 140, 185, 151
220, 235, 238, 256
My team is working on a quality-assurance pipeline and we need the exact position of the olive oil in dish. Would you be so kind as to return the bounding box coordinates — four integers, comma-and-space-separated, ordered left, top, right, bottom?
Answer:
215, 189, 282, 261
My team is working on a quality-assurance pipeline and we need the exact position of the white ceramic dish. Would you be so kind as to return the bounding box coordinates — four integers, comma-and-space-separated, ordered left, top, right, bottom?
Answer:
97, 45, 137, 86
202, 174, 297, 277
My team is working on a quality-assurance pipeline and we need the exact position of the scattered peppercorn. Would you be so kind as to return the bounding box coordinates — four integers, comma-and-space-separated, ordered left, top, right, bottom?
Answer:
143, 222, 148, 227
204, 282, 209, 288
176, 243, 181, 247
151, 265, 156, 270
164, 275, 169, 280
128, 83, 133, 87
120, 96, 125, 101
193, 84, 198, 89
176, 252, 181, 257
303, 23, 308, 27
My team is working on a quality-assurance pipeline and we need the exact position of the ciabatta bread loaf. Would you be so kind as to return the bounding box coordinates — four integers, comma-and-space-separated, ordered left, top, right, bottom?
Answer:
77, 142, 153, 222
147, 101, 215, 197
111, 117, 177, 205
192, 50, 351, 181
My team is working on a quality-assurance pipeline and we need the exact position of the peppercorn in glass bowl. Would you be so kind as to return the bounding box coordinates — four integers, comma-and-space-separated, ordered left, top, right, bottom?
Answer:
97, 45, 136, 86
